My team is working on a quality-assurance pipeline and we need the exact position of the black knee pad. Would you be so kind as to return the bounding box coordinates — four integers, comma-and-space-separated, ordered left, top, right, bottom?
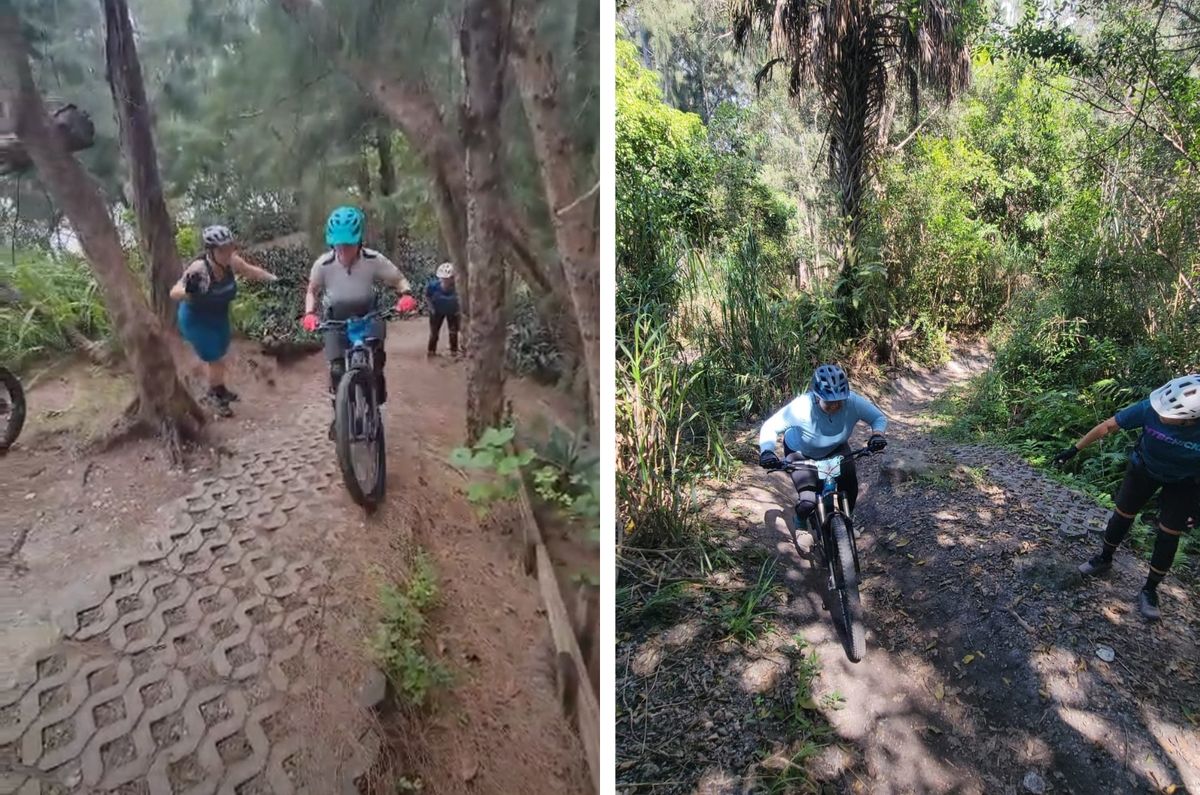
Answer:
329, 359, 345, 392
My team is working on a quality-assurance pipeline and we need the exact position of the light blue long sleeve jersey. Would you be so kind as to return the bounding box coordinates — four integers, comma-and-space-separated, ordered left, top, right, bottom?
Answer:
759, 391, 888, 459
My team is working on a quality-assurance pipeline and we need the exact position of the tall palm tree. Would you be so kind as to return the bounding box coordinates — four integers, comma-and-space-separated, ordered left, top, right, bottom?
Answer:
732, 0, 971, 331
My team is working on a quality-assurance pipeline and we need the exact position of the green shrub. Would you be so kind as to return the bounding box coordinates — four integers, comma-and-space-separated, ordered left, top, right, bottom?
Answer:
0, 251, 110, 370
369, 552, 450, 708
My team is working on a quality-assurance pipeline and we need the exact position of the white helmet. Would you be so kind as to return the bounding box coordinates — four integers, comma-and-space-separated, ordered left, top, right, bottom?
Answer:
202, 225, 234, 248
1150, 374, 1200, 420
436, 262, 455, 279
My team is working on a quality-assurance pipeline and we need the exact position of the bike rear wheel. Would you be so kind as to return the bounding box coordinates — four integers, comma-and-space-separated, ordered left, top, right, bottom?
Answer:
334, 367, 386, 508
0, 366, 25, 453
830, 514, 866, 662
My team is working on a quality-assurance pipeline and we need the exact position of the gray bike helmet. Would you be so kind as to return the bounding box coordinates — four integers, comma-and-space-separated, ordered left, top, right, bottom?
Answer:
811, 364, 851, 401
201, 225, 235, 248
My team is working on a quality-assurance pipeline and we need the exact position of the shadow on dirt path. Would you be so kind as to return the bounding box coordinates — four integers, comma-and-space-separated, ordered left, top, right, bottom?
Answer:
617, 345, 1199, 795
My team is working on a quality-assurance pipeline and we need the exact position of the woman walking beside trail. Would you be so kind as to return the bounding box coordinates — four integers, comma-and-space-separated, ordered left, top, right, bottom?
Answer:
1057, 374, 1200, 620
171, 225, 277, 417
426, 261, 461, 357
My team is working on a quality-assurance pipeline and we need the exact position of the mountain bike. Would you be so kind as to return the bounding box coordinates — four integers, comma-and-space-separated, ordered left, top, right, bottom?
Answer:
770, 446, 878, 662
319, 309, 393, 509
0, 365, 25, 454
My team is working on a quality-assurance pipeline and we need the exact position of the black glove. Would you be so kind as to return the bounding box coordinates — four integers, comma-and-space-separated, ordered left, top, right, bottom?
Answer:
184, 271, 203, 295
868, 434, 887, 452
759, 450, 782, 470
1052, 447, 1079, 467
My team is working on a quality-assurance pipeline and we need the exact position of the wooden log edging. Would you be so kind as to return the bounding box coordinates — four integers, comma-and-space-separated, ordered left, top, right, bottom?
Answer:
512, 453, 600, 793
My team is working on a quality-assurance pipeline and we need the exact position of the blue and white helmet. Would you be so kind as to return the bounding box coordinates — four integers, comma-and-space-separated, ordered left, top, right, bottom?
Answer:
811, 364, 850, 401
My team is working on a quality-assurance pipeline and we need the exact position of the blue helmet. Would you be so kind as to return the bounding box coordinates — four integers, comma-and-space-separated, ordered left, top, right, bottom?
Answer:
325, 206, 365, 247
811, 364, 850, 401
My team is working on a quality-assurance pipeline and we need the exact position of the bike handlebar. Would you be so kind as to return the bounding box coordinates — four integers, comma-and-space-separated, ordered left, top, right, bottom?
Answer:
767, 445, 877, 473
317, 308, 397, 331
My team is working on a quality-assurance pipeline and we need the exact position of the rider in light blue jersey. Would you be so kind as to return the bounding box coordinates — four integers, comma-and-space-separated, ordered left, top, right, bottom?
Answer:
758, 364, 889, 522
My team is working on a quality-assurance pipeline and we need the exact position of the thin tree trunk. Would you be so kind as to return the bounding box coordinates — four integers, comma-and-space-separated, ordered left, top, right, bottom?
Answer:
356, 151, 372, 200
102, 0, 180, 330
0, 10, 204, 459
376, 128, 396, 196
461, 0, 510, 442
907, 64, 920, 131
827, 26, 872, 336
510, 5, 599, 432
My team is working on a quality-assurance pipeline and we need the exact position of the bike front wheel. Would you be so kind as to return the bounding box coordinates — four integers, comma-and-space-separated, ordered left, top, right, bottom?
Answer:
0, 366, 26, 453
830, 514, 866, 662
334, 367, 386, 508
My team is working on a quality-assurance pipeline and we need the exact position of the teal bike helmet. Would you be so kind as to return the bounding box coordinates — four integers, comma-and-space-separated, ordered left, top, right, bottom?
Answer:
325, 206, 365, 246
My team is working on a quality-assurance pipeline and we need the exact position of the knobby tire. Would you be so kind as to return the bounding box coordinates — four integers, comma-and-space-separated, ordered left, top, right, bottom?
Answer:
0, 366, 25, 452
830, 514, 866, 662
334, 367, 385, 508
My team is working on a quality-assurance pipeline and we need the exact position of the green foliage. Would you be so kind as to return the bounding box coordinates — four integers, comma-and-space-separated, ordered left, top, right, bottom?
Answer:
175, 226, 200, 259
616, 36, 715, 252
369, 552, 451, 708
691, 235, 840, 419
233, 245, 320, 351
616, 311, 733, 547
528, 424, 601, 530
719, 559, 780, 644
0, 252, 111, 370
506, 291, 563, 382
616, 34, 797, 268
449, 426, 536, 518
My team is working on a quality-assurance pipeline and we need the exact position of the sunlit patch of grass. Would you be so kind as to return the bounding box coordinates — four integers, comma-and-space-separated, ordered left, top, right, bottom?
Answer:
720, 558, 780, 643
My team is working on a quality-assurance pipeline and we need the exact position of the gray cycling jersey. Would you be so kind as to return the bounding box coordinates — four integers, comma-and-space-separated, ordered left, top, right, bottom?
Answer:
308, 247, 410, 315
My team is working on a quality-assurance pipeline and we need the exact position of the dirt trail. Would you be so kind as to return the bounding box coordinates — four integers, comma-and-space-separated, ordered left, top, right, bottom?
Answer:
617, 346, 1199, 795
1, 319, 590, 794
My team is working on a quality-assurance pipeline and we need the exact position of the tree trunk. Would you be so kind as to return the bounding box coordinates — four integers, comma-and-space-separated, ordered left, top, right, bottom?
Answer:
510, 5, 599, 432
102, 0, 181, 330
0, 9, 204, 459
907, 64, 920, 132
376, 127, 396, 196
461, 0, 510, 442
356, 151, 372, 200
827, 23, 874, 336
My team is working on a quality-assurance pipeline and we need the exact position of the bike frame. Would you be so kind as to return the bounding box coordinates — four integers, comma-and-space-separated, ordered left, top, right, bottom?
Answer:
319, 309, 391, 437
778, 447, 873, 579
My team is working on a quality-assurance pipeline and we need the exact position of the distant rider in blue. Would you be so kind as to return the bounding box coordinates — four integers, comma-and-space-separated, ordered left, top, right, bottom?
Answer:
758, 363, 889, 521
426, 261, 461, 357
1058, 374, 1200, 621
171, 225, 278, 417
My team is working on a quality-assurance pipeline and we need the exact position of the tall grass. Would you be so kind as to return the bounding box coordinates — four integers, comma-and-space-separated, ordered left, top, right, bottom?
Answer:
617, 314, 730, 547
694, 235, 839, 419
0, 251, 110, 370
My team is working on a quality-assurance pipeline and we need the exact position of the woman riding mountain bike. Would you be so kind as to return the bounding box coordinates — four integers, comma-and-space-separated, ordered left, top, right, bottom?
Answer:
302, 206, 415, 439
759, 364, 889, 520
1056, 374, 1200, 621
172, 225, 278, 417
